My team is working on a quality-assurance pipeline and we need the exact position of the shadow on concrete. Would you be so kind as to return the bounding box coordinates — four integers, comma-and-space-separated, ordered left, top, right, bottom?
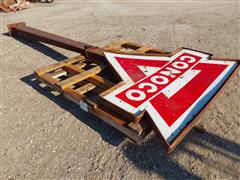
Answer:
2, 33, 67, 61
17, 38, 68, 61
122, 136, 201, 179
122, 129, 240, 179
20, 74, 126, 146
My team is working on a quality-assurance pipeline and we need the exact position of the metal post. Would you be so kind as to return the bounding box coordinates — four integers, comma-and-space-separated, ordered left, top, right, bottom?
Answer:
8, 22, 94, 56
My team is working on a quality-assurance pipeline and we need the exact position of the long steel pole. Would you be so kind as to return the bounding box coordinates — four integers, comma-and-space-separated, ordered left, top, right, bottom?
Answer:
7, 22, 95, 56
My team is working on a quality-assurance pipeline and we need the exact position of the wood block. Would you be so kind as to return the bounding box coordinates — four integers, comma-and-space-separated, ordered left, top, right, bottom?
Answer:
57, 66, 102, 90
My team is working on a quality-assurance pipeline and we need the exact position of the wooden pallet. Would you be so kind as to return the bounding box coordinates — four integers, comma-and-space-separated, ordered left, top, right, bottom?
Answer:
34, 40, 169, 144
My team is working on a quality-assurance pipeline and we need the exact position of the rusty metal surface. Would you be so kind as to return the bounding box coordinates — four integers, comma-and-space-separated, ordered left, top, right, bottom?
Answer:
7, 22, 93, 56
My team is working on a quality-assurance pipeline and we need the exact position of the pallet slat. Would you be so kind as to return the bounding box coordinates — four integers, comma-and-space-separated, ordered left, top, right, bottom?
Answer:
50, 70, 67, 79
57, 66, 102, 90
35, 55, 84, 76
63, 64, 114, 90
40, 73, 59, 85
104, 40, 169, 54
75, 83, 96, 94
136, 46, 152, 53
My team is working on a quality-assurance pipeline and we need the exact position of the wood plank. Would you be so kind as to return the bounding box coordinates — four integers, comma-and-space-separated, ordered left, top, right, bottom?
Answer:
57, 66, 102, 90
63, 65, 114, 90
40, 73, 59, 85
63, 64, 84, 73
121, 42, 142, 50
50, 70, 67, 78
95, 95, 144, 123
145, 48, 169, 54
90, 106, 144, 143
104, 45, 122, 51
63, 87, 85, 103
75, 83, 96, 94
75, 81, 104, 95
99, 81, 125, 97
63, 87, 97, 109
86, 74, 114, 90
104, 40, 168, 54
136, 47, 152, 53
34, 55, 84, 76
73, 62, 87, 69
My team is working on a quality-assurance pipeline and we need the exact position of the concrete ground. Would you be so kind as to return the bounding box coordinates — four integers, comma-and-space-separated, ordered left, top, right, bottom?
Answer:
1, 0, 240, 179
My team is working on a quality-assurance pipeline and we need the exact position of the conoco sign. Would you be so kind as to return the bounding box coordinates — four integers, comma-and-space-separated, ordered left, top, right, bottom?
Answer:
103, 49, 237, 143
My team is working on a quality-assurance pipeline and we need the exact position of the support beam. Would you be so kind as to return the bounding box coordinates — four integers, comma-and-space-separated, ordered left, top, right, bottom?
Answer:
7, 22, 93, 56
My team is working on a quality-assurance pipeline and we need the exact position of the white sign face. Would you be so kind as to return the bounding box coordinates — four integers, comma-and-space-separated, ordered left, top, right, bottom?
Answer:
103, 49, 237, 143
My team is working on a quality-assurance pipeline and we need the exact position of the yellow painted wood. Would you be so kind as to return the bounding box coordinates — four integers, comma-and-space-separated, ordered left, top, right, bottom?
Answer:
57, 66, 102, 90
34, 55, 84, 76
75, 83, 96, 94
